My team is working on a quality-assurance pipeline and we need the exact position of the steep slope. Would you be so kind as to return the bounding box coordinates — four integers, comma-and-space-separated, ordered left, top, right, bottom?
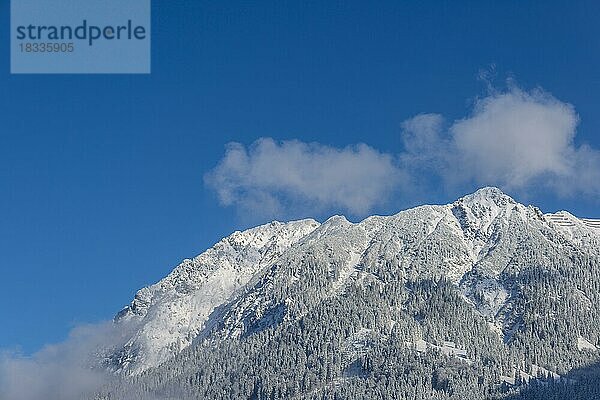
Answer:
107, 219, 319, 374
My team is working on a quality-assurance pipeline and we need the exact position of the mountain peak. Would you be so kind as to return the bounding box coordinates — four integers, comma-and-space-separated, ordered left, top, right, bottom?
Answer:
457, 186, 516, 207
450, 187, 520, 245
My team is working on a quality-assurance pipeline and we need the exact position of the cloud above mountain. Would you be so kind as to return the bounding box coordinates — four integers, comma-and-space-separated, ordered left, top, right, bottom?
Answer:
402, 86, 600, 195
204, 138, 408, 217
207, 85, 600, 218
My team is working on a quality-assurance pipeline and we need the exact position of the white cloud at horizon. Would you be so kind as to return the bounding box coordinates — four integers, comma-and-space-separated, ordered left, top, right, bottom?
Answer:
0, 322, 118, 400
0, 322, 172, 400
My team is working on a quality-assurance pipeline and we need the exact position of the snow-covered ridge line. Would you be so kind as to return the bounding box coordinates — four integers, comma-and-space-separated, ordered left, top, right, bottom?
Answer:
581, 218, 600, 229
545, 212, 577, 227
545, 212, 600, 229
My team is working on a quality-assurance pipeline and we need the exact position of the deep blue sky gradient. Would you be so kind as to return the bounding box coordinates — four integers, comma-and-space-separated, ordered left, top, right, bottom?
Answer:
1, 0, 599, 352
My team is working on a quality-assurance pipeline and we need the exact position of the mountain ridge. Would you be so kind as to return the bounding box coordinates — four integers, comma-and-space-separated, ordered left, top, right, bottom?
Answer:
106, 187, 599, 381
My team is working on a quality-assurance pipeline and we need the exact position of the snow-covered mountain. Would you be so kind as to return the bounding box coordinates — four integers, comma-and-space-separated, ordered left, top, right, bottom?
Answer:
106, 186, 600, 386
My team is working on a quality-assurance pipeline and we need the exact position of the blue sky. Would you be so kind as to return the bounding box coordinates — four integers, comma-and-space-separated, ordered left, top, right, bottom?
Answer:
1, 0, 599, 353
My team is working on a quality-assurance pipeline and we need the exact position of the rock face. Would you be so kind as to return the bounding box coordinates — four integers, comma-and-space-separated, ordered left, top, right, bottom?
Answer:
109, 219, 320, 374
106, 187, 600, 384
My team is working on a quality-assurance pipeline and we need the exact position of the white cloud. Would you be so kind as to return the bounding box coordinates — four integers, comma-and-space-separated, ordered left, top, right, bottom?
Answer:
0, 323, 117, 400
402, 86, 600, 196
0, 322, 166, 400
205, 138, 407, 218
400, 113, 448, 170
450, 88, 579, 188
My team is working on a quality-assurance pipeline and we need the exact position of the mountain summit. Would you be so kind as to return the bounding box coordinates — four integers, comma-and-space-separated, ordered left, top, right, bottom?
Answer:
101, 187, 600, 399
